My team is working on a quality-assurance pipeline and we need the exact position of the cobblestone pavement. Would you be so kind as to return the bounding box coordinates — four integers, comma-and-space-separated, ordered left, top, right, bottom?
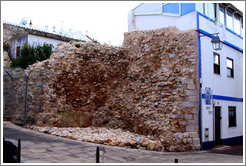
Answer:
2, 121, 244, 163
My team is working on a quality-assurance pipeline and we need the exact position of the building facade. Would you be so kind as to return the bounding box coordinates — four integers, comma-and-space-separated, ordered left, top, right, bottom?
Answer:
128, 3, 243, 150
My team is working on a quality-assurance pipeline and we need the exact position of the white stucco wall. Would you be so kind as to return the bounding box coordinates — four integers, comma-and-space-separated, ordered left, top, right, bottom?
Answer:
27, 34, 66, 50
129, 11, 197, 32
200, 37, 243, 98
201, 99, 243, 142
200, 24, 243, 143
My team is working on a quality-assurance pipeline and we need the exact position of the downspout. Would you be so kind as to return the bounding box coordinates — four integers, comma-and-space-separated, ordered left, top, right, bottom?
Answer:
197, 11, 203, 150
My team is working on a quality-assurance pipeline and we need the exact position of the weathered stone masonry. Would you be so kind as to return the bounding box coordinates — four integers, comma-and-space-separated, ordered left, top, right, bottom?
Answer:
4, 27, 200, 152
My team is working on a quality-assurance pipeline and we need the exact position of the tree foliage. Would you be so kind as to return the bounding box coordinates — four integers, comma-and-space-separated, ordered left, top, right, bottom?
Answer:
10, 43, 53, 69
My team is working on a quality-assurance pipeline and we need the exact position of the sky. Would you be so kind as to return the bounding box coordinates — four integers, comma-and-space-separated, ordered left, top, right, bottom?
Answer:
1, 1, 245, 46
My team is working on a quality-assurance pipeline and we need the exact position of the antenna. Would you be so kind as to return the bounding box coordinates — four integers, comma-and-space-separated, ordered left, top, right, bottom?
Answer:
20, 17, 28, 25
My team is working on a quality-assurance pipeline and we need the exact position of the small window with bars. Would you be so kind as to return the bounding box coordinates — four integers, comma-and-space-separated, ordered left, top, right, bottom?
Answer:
228, 106, 236, 127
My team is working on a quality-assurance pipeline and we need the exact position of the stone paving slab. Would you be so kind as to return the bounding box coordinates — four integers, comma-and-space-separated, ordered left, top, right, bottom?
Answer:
2, 121, 244, 163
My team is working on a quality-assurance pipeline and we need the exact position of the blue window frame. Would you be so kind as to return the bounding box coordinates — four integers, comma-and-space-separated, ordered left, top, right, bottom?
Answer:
163, 3, 180, 14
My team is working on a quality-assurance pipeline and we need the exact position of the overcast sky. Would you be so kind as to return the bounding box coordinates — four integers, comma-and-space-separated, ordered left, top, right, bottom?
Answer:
1, 1, 244, 46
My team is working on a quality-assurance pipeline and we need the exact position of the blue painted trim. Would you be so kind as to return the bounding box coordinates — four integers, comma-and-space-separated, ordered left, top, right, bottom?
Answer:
198, 84, 202, 150
198, 32, 201, 79
197, 11, 243, 39
202, 141, 215, 150
223, 40, 243, 53
198, 29, 243, 53
202, 136, 243, 150
198, 29, 215, 38
202, 94, 243, 102
197, 12, 202, 150
221, 136, 243, 146
226, 27, 243, 39
197, 12, 215, 23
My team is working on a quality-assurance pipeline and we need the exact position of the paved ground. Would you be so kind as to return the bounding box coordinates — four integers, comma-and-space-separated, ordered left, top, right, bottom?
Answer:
2, 121, 244, 163
208, 145, 243, 156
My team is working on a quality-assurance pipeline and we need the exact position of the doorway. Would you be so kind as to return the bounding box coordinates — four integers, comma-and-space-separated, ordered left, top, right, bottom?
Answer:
215, 106, 221, 145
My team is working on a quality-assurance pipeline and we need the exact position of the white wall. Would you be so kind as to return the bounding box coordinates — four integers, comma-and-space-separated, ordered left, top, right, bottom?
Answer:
201, 99, 243, 142
27, 34, 66, 50
130, 11, 197, 32
200, 21, 243, 143
200, 37, 243, 98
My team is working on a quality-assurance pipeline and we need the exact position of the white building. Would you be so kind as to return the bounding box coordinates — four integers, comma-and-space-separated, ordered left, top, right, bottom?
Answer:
3, 21, 92, 59
128, 3, 243, 150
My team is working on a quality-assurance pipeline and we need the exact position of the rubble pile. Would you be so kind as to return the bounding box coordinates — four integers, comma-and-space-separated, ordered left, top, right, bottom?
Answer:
25, 27, 199, 152
27, 125, 163, 151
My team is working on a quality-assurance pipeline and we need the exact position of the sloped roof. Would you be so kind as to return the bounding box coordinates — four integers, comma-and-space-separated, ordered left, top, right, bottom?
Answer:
3, 20, 92, 42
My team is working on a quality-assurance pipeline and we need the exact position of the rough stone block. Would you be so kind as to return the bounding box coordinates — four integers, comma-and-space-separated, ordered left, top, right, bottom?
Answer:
187, 82, 195, 89
187, 120, 198, 125
179, 121, 187, 126
189, 132, 199, 138
187, 138, 192, 144
185, 90, 196, 96
191, 145, 201, 150
174, 132, 183, 139
182, 102, 196, 107
186, 125, 195, 132
184, 114, 193, 120
192, 138, 200, 145
188, 96, 197, 101
183, 132, 189, 137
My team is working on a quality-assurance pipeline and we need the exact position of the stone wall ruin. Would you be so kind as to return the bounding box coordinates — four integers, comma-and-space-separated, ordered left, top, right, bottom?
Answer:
5, 27, 200, 151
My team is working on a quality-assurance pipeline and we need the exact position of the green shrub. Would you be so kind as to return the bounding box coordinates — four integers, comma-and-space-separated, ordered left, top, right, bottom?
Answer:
75, 43, 80, 48
10, 43, 53, 69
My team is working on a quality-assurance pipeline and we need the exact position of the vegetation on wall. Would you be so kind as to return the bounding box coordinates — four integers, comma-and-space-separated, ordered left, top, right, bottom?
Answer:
10, 43, 53, 69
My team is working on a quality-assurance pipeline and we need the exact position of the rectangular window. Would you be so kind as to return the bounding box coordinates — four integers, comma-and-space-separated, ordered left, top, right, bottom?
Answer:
219, 5, 225, 25
16, 46, 20, 58
227, 58, 234, 78
207, 3, 215, 20
241, 19, 243, 36
197, 3, 205, 14
228, 106, 236, 127
163, 3, 180, 14
234, 14, 241, 35
213, 53, 220, 74
226, 9, 233, 30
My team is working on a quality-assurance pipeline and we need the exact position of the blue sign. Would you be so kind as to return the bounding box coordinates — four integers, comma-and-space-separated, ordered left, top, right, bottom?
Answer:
205, 87, 212, 105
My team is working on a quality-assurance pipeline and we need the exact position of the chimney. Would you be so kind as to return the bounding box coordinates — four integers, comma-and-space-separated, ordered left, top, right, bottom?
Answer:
52, 26, 56, 33
29, 20, 32, 27
45, 25, 49, 32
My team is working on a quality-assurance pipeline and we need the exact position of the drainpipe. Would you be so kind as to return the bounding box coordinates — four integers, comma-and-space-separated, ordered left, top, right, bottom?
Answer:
197, 11, 203, 150
198, 33, 203, 150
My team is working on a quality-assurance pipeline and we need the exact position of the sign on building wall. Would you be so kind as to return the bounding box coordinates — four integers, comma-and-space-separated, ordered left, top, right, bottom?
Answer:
205, 87, 212, 105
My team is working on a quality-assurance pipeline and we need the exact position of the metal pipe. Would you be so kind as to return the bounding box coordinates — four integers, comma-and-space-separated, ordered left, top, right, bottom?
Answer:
10, 77, 13, 121
23, 75, 29, 128
18, 139, 21, 163
96, 147, 100, 163
39, 78, 44, 112
5, 70, 14, 121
